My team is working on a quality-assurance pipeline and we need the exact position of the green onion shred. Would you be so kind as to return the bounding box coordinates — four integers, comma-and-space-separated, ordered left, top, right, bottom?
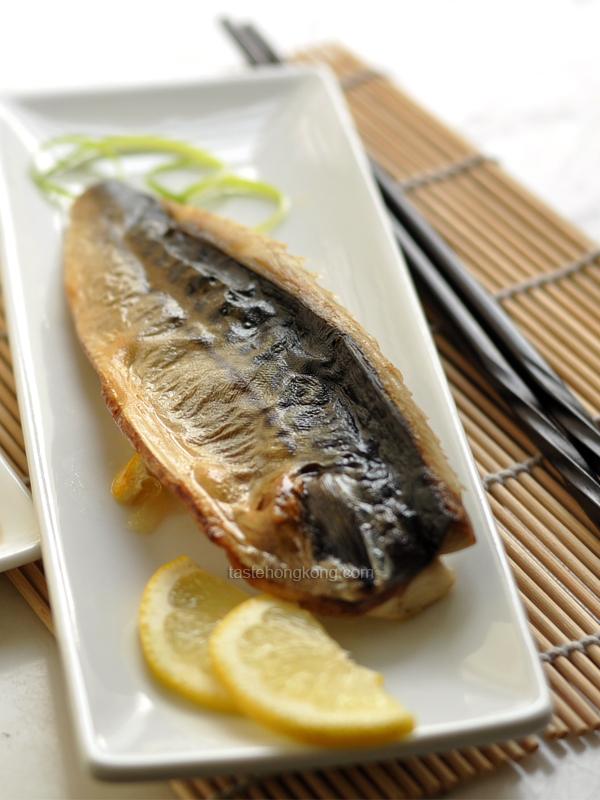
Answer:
31, 134, 288, 231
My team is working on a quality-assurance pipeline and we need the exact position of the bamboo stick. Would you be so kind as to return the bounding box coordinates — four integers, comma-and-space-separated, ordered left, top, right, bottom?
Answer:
438, 750, 476, 781
0, 444, 27, 483
301, 771, 342, 800
5, 568, 54, 635
450, 379, 531, 463
559, 270, 600, 317
532, 629, 600, 713
504, 295, 600, 380
548, 689, 589, 735
318, 769, 361, 799
0, 338, 14, 368
460, 747, 495, 774
322, 49, 476, 159
493, 500, 600, 622
458, 405, 600, 560
360, 763, 410, 799
479, 744, 510, 768
351, 106, 424, 176
431, 172, 573, 268
498, 741, 525, 761
529, 463, 600, 532
544, 662, 600, 730
475, 163, 595, 255
416, 754, 459, 792
490, 480, 600, 589
339, 767, 382, 800
171, 780, 201, 799
527, 286, 600, 345
379, 762, 424, 798
459, 409, 528, 472
410, 195, 510, 291
523, 596, 600, 690
0, 402, 25, 449
439, 349, 539, 453
430, 225, 600, 386
0, 380, 20, 422
419, 179, 598, 292
248, 780, 278, 800
416, 184, 541, 286
517, 736, 540, 755
543, 714, 570, 739
501, 308, 600, 410
20, 562, 49, 603
359, 79, 473, 160
459, 396, 600, 534
189, 779, 217, 799
219, 777, 251, 800
517, 472, 600, 558
349, 95, 453, 169
518, 602, 600, 736
0, 427, 27, 475
504, 540, 597, 639
259, 776, 296, 799
0, 356, 16, 395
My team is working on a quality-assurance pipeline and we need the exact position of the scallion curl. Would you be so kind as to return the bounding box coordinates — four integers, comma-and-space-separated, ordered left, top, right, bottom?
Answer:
31, 134, 289, 231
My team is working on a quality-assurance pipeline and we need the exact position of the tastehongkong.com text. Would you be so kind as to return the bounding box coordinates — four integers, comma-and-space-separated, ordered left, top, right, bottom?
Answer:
227, 566, 374, 582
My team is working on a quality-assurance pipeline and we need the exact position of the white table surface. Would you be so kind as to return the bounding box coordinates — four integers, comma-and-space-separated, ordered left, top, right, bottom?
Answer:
3, 1, 600, 797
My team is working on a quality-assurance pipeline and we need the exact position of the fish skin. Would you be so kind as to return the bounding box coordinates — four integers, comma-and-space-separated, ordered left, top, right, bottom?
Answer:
65, 181, 474, 616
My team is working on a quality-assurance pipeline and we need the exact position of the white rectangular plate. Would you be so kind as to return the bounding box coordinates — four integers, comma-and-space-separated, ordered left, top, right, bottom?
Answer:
0, 66, 551, 780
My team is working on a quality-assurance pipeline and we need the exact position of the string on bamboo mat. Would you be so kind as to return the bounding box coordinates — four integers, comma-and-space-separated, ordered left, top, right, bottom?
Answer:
494, 248, 600, 301
395, 154, 497, 193
482, 455, 544, 489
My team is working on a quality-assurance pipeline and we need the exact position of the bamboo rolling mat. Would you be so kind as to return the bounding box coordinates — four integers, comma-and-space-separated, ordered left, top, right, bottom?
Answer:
4, 41, 600, 797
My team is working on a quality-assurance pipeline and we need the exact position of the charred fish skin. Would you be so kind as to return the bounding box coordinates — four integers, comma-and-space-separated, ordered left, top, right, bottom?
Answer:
126, 198, 453, 582
65, 181, 474, 616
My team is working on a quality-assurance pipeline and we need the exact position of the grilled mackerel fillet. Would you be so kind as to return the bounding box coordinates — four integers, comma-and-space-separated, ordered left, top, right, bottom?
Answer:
65, 181, 474, 617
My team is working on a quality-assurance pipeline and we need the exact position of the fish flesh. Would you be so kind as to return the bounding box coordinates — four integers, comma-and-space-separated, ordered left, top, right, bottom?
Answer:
65, 181, 474, 617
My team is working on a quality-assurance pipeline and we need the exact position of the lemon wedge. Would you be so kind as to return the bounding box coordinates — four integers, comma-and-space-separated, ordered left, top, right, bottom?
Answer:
139, 555, 248, 712
210, 595, 415, 746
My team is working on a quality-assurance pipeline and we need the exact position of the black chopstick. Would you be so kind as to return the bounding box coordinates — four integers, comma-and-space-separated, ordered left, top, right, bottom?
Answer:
220, 18, 600, 525
374, 162, 600, 475
220, 19, 276, 66
393, 219, 600, 525
243, 22, 282, 64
